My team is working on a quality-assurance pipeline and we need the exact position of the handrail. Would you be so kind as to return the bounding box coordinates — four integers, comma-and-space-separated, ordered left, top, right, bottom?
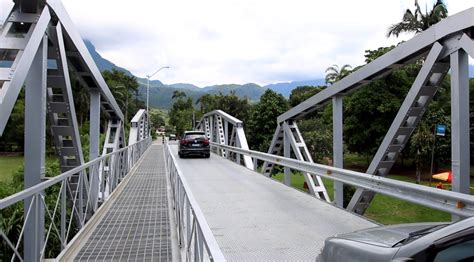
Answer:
0, 137, 152, 260
0, 138, 151, 209
210, 142, 474, 218
165, 143, 226, 262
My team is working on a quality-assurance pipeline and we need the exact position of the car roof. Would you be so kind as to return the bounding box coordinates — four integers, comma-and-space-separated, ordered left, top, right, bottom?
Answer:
184, 131, 205, 134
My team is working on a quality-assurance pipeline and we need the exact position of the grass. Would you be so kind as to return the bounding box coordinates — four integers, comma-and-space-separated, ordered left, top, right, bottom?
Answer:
272, 170, 474, 225
0, 155, 23, 183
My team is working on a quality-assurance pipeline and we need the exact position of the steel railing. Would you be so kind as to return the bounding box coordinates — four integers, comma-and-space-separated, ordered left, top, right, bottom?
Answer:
210, 142, 474, 218
164, 143, 226, 262
0, 137, 151, 261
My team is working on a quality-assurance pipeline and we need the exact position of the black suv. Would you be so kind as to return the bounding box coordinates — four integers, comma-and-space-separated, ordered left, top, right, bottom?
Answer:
178, 131, 210, 158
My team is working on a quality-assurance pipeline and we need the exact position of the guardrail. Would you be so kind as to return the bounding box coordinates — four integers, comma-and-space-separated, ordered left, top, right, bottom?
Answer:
0, 137, 151, 261
211, 142, 474, 218
164, 143, 226, 262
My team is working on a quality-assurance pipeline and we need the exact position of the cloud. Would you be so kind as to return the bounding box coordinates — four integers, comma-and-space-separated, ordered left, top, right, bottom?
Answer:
1, 0, 472, 86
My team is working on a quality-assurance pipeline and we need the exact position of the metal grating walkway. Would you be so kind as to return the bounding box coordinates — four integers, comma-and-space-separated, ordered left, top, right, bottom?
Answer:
74, 144, 172, 261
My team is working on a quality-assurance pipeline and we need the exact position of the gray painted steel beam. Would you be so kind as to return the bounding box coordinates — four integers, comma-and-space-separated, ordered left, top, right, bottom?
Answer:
46, 0, 124, 121
332, 96, 343, 207
0, 7, 50, 135
89, 90, 100, 211
24, 35, 47, 262
89, 91, 100, 161
277, 8, 474, 123
348, 42, 447, 214
450, 49, 470, 198
283, 131, 291, 186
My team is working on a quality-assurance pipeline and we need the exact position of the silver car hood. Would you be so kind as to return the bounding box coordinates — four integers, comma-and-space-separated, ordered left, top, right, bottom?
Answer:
334, 223, 446, 247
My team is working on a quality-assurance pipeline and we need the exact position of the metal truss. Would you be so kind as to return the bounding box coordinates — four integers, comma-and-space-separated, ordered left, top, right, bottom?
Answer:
262, 121, 330, 201
197, 110, 254, 169
100, 119, 126, 200
274, 8, 474, 215
0, 1, 132, 260
211, 143, 474, 218
128, 109, 149, 146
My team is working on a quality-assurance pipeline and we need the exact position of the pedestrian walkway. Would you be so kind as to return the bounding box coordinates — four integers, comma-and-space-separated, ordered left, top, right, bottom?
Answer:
73, 143, 174, 261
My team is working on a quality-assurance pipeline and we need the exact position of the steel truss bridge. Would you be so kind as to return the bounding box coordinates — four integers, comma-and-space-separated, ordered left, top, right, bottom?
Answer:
0, 0, 474, 261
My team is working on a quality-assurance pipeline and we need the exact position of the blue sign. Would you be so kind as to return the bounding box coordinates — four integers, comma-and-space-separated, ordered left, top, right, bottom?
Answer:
436, 124, 446, 136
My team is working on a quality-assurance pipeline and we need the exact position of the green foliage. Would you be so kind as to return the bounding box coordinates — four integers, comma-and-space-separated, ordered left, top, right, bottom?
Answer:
344, 46, 418, 158
408, 79, 452, 179
247, 90, 288, 152
364, 46, 396, 63
102, 69, 144, 124
325, 64, 352, 85
169, 93, 193, 136
0, 158, 64, 260
0, 90, 25, 152
149, 109, 167, 130
288, 85, 325, 107
387, 0, 448, 38
298, 118, 332, 162
196, 91, 251, 122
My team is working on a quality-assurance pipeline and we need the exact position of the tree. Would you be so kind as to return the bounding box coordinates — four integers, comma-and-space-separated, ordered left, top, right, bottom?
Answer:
195, 92, 250, 123
298, 118, 333, 162
0, 91, 25, 151
408, 79, 451, 180
102, 69, 141, 124
149, 109, 166, 128
196, 94, 217, 113
344, 46, 419, 160
246, 90, 289, 152
288, 85, 325, 107
325, 64, 352, 85
169, 93, 193, 136
172, 90, 186, 100
387, 0, 448, 38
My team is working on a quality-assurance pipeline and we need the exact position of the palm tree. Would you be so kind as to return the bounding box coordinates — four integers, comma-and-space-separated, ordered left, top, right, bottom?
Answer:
325, 64, 352, 85
386, 0, 448, 38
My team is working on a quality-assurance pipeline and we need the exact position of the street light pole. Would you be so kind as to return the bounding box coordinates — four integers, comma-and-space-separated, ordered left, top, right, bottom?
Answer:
146, 66, 170, 115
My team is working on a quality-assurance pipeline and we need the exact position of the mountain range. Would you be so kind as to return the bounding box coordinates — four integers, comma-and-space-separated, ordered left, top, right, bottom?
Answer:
85, 40, 474, 109
84, 40, 326, 109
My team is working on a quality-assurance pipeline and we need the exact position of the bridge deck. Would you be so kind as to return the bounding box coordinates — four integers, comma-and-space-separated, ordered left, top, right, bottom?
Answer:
73, 143, 175, 261
171, 144, 376, 261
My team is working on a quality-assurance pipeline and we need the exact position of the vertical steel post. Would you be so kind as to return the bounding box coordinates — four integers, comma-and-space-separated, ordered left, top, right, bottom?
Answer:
24, 36, 47, 261
61, 180, 66, 249
450, 49, 470, 214
90, 91, 101, 160
333, 96, 344, 207
90, 90, 100, 210
283, 128, 291, 186
224, 120, 229, 146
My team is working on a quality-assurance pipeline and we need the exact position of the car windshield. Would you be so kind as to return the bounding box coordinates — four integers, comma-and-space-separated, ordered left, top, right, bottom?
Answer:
185, 134, 205, 140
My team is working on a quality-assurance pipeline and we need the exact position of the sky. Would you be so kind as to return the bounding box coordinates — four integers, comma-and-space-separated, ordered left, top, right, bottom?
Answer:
1, 0, 473, 86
